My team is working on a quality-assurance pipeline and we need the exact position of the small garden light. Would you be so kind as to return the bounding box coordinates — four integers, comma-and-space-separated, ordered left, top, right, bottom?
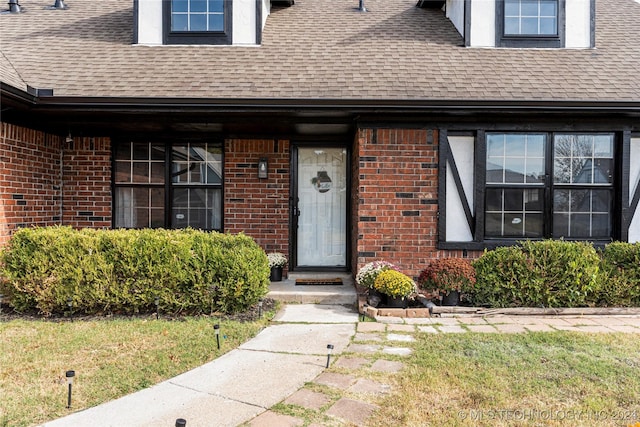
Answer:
0, 293, 4, 315
326, 344, 334, 368
65, 370, 75, 409
154, 296, 160, 320
175, 418, 186, 427
66, 297, 73, 321
214, 324, 220, 350
258, 299, 263, 318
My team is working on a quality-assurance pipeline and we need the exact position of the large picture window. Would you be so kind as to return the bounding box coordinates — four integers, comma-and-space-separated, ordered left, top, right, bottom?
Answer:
485, 133, 614, 240
163, 0, 232, 45
114, 141, 223, 230
496, 0, 564, 47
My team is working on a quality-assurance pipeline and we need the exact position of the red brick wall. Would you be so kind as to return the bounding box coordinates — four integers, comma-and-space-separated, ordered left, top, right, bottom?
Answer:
0, 123, 63, 246
0, 123, 111, 245
62, 137, 112, 229
354, 128, 477, 279
224, 139, 290, 256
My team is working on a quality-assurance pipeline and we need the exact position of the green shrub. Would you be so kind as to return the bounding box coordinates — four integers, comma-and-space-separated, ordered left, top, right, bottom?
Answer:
598, 242, 640, 307
0, 227, 270, 315
470, 240, 602, 308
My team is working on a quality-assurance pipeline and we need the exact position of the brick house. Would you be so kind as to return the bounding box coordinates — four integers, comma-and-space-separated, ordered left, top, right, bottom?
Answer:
1, 0, 639, 279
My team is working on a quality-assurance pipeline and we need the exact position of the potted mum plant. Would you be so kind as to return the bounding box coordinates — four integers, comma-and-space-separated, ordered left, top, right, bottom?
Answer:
373, 269, 416, 308
417, 258, 476, 306
356, 261, 399, 306
267, 252, 288, 282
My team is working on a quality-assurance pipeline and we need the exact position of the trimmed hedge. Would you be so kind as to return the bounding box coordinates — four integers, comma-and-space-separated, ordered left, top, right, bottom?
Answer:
470, 240, 640, 308
0, 227, 270, 315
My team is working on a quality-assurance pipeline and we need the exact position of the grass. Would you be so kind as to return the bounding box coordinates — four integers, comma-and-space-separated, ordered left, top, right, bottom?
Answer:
367, 332, 640, 427
0, 309, 276, 427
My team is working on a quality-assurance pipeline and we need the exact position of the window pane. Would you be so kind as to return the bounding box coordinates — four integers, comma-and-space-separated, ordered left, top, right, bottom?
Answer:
539, 17, 556, 35
486, 189, 503, 211
115, 161, 131, 183
504, 157, 526, 183
504, 18, 519, 35
592, 214, 611, 237
521, 18, 539, 34
521, 0, 538, 16
191, 0, 207, 12
172, 188, 221, 230
540, 0, 557, 16
150, 162, 165, 184
485, 213, 503, 236
505, 0, 519, 16
132, 163, 149, 183
504, 189, 524, 211
151, 145, 165, 161
503, 213, 525, 236
172, 14, 188, 31
190, 14, 207, 31
525, 213, 544, 237
505, 134, 526, 156
151, 188, 164, 208
209, 0, 223, 12
487, 134, 505, 157
132, 143, 149, 160
208, 14, 224, 31
525, 158, 544, 183
594, 135, 613, 157
150, 209, 165, 228
115, 144, 131, 160
592, 190, 611, 212
172, 0, 188, 13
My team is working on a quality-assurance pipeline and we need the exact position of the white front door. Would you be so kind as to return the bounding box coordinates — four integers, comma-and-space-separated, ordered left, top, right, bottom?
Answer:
295, 147, 347, 267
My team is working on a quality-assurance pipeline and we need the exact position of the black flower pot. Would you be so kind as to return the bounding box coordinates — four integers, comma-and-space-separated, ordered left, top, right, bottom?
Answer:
270, 266, 283, 282
384, 294, 407, 308
441, 290, 460, 306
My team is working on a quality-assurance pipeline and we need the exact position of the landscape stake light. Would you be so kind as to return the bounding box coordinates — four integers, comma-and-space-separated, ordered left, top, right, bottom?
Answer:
0, 293, 4, 315
154, 296, 160, 320
66, 297, 73, 321
326, 344, 334, 368
65, 370, 75, 408
175, 418, 186, 427
214, 324, 220, 350
258, 299, 263, 318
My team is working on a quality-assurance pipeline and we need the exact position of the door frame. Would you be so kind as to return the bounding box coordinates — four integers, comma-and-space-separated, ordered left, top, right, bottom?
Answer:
289, 142, 352, 272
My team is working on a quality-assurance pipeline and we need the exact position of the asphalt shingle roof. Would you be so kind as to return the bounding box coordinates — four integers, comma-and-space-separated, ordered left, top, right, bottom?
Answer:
0, 0, 639, 102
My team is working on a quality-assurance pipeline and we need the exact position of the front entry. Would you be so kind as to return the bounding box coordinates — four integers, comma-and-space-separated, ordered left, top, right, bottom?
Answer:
292, 147, 348, 268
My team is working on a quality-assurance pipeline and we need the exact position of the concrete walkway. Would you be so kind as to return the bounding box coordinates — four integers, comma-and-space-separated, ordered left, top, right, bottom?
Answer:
41, 305, 358, 427
40, 305, 640, 427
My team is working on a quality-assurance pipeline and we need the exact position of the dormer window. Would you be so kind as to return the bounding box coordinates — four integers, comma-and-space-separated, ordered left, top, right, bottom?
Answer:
163, 0, 232, 45
496, 0, 565, 47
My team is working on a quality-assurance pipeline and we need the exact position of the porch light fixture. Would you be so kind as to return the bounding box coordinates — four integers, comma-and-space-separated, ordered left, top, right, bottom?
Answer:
176, 419, 187, 427
326, 344, 334, 368
214, 324, 220, 350
65, 370, 75, 408
258, 158, 268, 179
45, 0, 68, 10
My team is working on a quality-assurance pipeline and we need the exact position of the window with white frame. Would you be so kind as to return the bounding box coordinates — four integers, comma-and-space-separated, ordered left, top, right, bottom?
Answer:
163, 0, 231, 45
496, 0, 564, 47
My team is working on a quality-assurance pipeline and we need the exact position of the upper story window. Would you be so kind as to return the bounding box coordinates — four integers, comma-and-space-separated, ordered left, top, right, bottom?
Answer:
163, 0, 232, 45
496, 0, 565, 47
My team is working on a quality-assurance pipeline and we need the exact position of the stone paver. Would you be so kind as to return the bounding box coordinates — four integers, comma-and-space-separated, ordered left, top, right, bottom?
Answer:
432, 317, 463, 326
437, 325, 467, 333
283, 389, 331, 410
334, 356, 370, 370
466, 324, 499, 333
326, 398, 378, 425
607, 325, 640, 333
314, 372, 356, 390
249, 411, 303, 427
349, 378, 391, 394
387, 324, 416, 332
387, 333, 416, 342
357, 322, 386, 332
370, 359, 404, 373
376, 316, 405, 324
493, 324, 528, 333
354, 332, 383, 342
382, 347, 413, 356
404, 317, 437, 325
574, 325, 616, 333
417, 325, 439, 333
552, 325, 585, 332
347, 343, 382, 354
458, 317, 490, 325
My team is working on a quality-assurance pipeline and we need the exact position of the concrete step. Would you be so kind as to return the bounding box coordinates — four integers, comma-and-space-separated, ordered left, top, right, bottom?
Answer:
266, 272, 357, 305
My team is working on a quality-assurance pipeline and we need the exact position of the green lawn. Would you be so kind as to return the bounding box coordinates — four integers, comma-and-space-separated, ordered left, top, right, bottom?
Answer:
369, 332, 640, 426
0, 313, 274, 427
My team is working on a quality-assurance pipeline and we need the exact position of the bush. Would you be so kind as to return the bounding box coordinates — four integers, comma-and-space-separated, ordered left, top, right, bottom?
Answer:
355, 261, 399, 289
373, 269, 416, 298
598, 242, 640, 307
470, 240, 601, 308
417, 258, 475, 295
0, 227, 270, 315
